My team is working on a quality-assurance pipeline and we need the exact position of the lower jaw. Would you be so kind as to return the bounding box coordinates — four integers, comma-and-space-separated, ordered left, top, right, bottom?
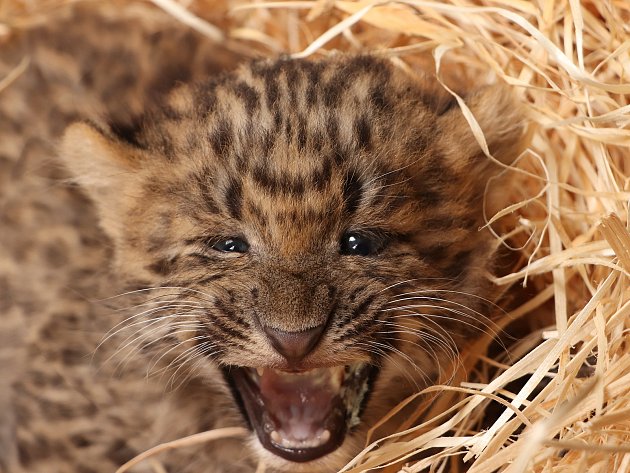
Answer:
223, 363, 379, 463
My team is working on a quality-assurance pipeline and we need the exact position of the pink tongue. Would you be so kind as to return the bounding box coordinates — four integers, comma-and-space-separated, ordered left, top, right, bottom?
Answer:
259, 369, 337, 441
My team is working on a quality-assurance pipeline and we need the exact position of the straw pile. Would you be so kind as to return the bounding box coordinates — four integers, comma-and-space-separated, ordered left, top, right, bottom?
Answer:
3, 1, 630, 472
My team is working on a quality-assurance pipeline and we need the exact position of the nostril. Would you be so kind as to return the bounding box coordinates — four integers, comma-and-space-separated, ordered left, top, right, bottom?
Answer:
263, 324, 325, 363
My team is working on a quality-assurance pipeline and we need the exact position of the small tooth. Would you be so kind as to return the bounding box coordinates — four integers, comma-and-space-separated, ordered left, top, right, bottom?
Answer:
270, 430, 281, 444
257, 367, 264, 377
320, 429, 331, 443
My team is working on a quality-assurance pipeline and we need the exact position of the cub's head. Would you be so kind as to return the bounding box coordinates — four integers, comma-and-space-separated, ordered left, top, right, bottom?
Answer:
61, 56, 523, 471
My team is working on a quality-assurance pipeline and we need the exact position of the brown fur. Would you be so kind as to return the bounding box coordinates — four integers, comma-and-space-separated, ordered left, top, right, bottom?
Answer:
0, 4, 524, 472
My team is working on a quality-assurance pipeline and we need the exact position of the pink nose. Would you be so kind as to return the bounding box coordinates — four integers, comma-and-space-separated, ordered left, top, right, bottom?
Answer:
263, 325, 325, 363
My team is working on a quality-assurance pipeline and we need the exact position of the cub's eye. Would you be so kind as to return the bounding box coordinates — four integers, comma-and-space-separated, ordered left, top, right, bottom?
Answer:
340, 232, 379, 256
212, 237, 249, 253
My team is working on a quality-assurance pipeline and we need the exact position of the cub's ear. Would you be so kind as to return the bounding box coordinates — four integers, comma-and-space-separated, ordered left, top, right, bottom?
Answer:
437, 84, 526, 169
60, 122, 146, 241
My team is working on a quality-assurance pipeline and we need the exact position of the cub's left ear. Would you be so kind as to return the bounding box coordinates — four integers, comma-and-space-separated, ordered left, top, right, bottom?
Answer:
437, 84, 526, 169
60, 122, 147, 241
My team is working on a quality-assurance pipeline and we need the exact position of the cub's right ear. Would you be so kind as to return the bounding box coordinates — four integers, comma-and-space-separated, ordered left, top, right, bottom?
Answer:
60, 122, 147, 241
437, 84, 526, 170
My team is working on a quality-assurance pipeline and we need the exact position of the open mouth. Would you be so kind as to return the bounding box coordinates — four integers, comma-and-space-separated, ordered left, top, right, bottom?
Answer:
224, 363, 377, 462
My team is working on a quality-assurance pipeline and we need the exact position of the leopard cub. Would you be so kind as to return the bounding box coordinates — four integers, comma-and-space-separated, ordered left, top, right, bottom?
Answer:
0, 5, 523, 473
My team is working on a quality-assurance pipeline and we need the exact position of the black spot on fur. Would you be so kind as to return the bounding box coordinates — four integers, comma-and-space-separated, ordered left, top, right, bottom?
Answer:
370, 86, 390, 111
17, 438, 45, 465
354, 116, 371, 150
189, 252, 214, 266
234, 152, 249, 172
297, 114, 307, 150
285, 62, 300, 107
336, 294, 378, 337
107, 440, 137, 466
279, 173, 305, 196
195, 274, 226, 286
61, 348, 85, 365
196, 87, 217, 116
345, 55, 390, 78
146, 256, 178, 276
416, 188, 442, 206
340, 313, 380, 341
418, 244, 450, 263
312, 129, 325, 152
108, 119, 145, 149
348, 287, 362, 303
405, 133, 431, 155
214, 298, 250, 329
70, 434, 93, 448
423, 216, 476, 230
210, 120, 233, 156
261, 130, 276, 156
210, 304, 250, 340
444, 250, 472, 280
77, 466, 98, 473
273, 109, 282, 131
196, 172, 221, 214
342, 171, 363, 215
252, 165, 278, 195
305, 62, 324, 107
233, 81, 260, 113
326, 114, 339, 144
324, 56, 389, 108
251, 61, 280, 110
311, 156, 332, 190
224, 178, 243, 219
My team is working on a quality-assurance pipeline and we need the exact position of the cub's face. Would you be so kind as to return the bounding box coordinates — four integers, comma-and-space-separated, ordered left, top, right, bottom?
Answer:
62, 56, 522, 471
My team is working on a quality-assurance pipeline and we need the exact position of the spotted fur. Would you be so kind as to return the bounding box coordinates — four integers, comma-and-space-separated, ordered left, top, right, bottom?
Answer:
0, 4, 523, 472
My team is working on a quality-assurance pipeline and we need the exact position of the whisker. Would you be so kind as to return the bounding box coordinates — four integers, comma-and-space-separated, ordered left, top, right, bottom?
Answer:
351, 340, 425, 389
375, 321, 459, 365
100, 311, 201, 358
106, 292, 199, 312
96, 304, 204, 353
377, 278, 454, 294
166, 342, 216, 389
114, 326, 204, 373
384, 303, 500, 339
386, 289, 505, 312
104, 314, 203, 368
355, 339, 426, 390
377, 317, 460, 363
377, 318, 464, 383
98, 285, 215, 303
150, 336, 212, 379
383, 312, 461, 351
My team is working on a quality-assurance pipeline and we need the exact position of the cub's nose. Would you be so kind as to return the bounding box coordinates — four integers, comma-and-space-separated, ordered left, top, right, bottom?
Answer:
263, 324, 325, 363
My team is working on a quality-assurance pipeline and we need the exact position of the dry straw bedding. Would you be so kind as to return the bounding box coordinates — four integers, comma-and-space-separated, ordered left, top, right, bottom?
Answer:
2, 0, 630, 472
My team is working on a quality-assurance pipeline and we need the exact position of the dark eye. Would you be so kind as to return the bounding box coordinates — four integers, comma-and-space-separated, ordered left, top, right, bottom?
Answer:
340, 232, 379, 256
212, 237, 249, 253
